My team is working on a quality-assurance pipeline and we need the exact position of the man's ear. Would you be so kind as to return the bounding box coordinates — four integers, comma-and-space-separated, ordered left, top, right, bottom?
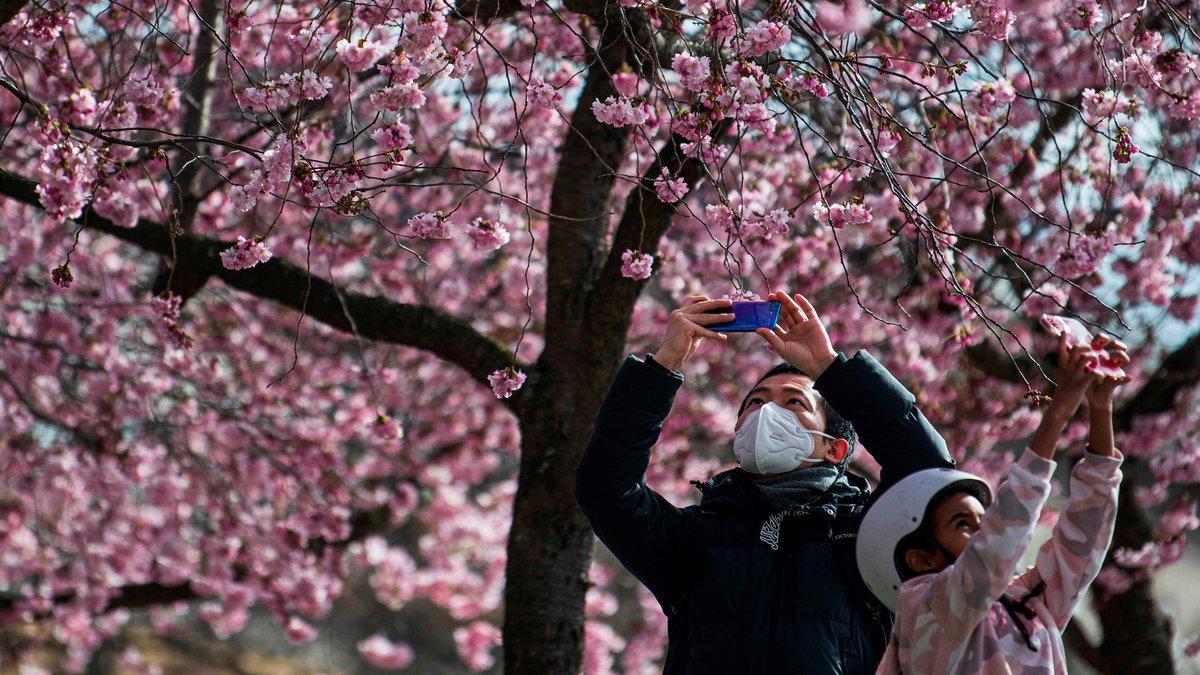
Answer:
905, 549, 939, 574
826, 438, 850, 463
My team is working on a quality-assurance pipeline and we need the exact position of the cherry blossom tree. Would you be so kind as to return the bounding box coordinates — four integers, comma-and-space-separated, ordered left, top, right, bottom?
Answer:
0, 0, 1198, 672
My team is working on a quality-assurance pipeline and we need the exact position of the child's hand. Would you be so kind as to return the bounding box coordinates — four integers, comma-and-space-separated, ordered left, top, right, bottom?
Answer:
1086, 335, 1133, 409
1031, 336, 1107, 459
1049, 337, 1105, 417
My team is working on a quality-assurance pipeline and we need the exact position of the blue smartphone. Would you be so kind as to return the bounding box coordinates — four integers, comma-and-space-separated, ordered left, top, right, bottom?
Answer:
707, 301, 782, 333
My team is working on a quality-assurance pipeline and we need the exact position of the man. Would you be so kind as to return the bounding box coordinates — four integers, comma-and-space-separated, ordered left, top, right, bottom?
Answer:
575, 290, 955, 674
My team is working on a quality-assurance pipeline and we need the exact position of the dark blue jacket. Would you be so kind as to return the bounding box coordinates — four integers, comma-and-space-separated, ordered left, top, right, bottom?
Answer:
575, 351, 955, 674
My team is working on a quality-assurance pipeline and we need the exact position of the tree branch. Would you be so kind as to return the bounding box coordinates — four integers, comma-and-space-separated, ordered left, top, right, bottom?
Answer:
1115, 329, 1200, 431
1063, 620, 1105, 672
541, 13, 638, 365
584, 128, 726, 354
0, 167, 523, 402
1085, 329, 1200, 673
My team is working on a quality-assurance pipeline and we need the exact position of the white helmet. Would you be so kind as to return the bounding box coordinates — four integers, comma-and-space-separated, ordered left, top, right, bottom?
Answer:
856, 468, 992, 611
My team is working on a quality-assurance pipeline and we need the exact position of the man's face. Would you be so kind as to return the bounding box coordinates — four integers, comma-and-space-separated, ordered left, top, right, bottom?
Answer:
735, 373, 836, 462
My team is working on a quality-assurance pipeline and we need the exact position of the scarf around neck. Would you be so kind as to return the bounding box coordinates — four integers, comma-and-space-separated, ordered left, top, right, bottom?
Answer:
750, 461, 863, 550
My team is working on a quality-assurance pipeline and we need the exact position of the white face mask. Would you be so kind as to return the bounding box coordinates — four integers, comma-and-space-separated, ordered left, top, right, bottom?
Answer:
734, 402, 837, 475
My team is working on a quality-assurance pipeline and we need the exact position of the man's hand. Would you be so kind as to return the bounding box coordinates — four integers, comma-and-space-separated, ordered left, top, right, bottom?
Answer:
652, 296, 734, 372
1086, 334, 1133, 410
755, 290, 838, 378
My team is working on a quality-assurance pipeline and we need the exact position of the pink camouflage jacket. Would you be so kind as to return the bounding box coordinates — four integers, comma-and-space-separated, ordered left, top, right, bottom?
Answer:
878, 447, 1123, 674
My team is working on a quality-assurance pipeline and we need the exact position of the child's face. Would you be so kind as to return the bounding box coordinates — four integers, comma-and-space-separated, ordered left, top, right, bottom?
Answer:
906, 491, 988, 573
932, 492, 987, 558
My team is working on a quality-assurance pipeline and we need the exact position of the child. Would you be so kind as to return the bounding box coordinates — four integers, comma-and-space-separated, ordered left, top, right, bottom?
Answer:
856, 334, 1131, 674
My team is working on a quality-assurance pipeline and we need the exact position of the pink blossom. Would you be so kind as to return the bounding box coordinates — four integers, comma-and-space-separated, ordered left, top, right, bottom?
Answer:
967, 0, 1014, 39
741, 20, 791, 58
63, 88, 97, 126
815, 0, 872, 36
1113, 539, 1186, 570
591, 96, 651, 127
1133, 30, 1164, 53
1167, 94, 1200, 120
358, 634, 415, 669
973, 78, 1017, 116
1055, 232, 1114, 278
1168, 295, 1198, 321
671, 53, 710, 91
1094, 565, 1134, 595
620, 249, 654, 280
724, 289, 762, 301
121, 74, 162, 106
1159, 501, 1199, 538
1113, 53, 1162, 89
903, 1, 957, 29
94, 185, 140, 228
372, 122, 414, 154
812, 200, 872, 229
243, 69, 332, 109
488, 367, 527, 399
401, 11, 448, 50
371, 83, 427, 111
612, 72, 640, 98
35, 133, 97, 223
1082, 88, 1120, 124
798, 72, 830, 98
1065, 0, 1103, 30
381, 53, 421, 84
466, 217, 511, 251
454, 620, 501, 671
653, 171, 688, 203
335, 38, 386, 72
117, 648, 161, 675
283, 616, 318, 643
1154, 48, 1193, 75
527, 76, 564, 108
749, 208, 791, 239
151, 293, 192, 350
583, 620, 626, 675
1185, 639, 1200, 659
706, 10, 738, 40
220, 236, 274, 270
408, 212, 452, 239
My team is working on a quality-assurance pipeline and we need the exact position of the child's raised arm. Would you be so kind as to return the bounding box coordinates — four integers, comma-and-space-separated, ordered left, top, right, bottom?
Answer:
916, 339, 1103, 644
1021, 339, 1130, 626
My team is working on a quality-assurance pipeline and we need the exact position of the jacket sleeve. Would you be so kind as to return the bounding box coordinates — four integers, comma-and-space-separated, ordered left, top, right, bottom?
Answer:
575, 354, 698, 605
813, 350, 955, 491
919, 448, 1055, 645
1020, 449, 1123, 628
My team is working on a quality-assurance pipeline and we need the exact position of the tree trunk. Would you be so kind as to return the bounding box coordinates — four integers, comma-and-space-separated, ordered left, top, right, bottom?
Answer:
501, 355, 624, 673
1095, 476, 1176, 675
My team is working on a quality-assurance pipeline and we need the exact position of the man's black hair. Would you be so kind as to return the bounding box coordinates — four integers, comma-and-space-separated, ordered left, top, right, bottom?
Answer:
738, 362, 858, 457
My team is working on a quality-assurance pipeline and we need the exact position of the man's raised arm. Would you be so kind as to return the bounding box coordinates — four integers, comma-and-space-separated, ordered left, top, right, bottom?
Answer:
575, 296, 733, 602
757, 291, 954, 492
